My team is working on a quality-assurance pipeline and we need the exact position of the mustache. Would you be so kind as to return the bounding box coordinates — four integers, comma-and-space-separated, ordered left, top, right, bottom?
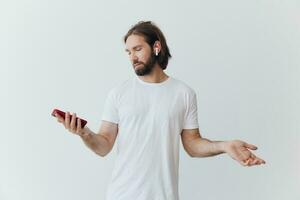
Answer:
133, 61, 144, 66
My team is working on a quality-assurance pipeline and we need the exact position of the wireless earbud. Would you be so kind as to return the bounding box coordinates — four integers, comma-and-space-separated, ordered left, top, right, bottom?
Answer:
155, 48, 159, 56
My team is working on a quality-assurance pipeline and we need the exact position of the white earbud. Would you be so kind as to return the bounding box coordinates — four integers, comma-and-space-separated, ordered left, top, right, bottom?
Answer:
155, 48, 159, 56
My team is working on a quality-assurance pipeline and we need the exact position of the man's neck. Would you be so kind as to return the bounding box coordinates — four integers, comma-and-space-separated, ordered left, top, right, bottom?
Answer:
137, 64, 169, 83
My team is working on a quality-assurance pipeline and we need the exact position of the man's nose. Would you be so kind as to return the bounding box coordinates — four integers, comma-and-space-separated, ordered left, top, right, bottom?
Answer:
129, 53, 138, 62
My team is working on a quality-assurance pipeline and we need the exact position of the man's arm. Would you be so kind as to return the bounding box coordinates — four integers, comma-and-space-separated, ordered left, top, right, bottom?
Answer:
55, 112, 118, 157
181, 129, 226, 157
181, 128, 266, 166
80, 122, 118, 157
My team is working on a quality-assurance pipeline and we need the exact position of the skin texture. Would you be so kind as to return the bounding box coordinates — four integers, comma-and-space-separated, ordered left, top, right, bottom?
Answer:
54, 34, 266, 167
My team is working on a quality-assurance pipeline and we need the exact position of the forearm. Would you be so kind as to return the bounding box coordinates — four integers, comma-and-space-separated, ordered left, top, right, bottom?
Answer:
189, 138, 227, 157
80, 130, 111, 157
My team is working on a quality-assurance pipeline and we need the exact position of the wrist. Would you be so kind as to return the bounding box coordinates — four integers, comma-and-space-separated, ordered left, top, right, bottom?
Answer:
216, 141, 229, 153
80, 127, 94, 140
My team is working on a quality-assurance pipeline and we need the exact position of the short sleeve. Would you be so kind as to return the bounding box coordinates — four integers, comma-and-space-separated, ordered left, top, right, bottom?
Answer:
182, 91, 199, 129
101, 89, 119, 124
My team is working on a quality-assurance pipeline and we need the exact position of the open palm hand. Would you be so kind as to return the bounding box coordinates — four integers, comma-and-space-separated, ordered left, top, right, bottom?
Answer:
225, 140, 266, 166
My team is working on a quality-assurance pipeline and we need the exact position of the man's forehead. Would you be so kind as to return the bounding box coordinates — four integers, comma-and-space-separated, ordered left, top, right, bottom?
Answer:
125, 35, 147, 50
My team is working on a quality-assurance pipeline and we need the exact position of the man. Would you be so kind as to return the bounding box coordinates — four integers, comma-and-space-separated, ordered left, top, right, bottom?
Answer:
55, 21, 266, 200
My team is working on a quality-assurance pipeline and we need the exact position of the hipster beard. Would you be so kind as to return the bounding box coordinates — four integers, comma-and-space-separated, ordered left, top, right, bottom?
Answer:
133, 52, 157, 76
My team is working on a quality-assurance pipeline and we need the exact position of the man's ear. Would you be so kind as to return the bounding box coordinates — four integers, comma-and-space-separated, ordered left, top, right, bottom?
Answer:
153, 40, 161, 53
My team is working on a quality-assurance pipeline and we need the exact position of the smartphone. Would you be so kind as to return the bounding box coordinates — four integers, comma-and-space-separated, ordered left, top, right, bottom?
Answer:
51, 108, 88, 128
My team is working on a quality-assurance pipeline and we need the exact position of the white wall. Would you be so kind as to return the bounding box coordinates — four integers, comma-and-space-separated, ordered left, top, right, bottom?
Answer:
0, 0, 299, 199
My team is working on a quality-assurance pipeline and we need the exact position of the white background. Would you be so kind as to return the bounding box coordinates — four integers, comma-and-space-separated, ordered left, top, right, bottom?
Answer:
0, 0, 299, 199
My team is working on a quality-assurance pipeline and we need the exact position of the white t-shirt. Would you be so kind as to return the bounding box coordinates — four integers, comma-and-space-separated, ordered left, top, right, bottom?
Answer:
101, 75, 199, 200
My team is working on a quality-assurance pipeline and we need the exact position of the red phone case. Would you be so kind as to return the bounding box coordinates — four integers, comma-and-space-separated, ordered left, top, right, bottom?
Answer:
51, 108, 87, 128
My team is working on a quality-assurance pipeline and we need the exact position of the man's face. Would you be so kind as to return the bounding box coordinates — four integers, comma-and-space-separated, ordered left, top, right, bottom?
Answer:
125, 34, 156, 76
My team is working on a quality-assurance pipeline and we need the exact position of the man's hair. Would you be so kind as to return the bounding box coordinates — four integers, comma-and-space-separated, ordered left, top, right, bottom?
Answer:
124, 21, 172, 70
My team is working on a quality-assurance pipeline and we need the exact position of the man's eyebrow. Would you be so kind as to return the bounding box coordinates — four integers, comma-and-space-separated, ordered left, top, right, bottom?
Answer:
125, 45, 142, 52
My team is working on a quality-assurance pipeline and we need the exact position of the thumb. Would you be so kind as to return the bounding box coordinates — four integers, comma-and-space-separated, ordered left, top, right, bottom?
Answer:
55, 113, 64, 123
245, 143, 258, 150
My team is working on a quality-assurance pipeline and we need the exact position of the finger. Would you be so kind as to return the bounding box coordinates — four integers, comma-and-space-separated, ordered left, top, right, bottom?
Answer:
244, 159, 251, 167
70, 113, 77, 132
55, 113, 64, 123
255, 159, 263, 165
249, 157, 259, 166
247, 154, 261, 166
240, 158, 250, 166
246, 158, 254, 166
251, 158, 262, 166
245, 143, 258, 150
65, 111, 71, 129
251, 154, 262, 165
251, 154, 266, 165
251, 156, 266, 166
76, 118, 82, 134
58, 112, 67, 128
257, 158, 266, 164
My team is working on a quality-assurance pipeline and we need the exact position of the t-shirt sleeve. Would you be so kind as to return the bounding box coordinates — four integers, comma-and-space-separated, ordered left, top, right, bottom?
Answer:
101, 89, 119, 124
182, 90, 199, 129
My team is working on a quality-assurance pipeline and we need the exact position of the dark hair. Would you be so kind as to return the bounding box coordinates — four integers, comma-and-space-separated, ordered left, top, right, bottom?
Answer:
124, 21, 172, 70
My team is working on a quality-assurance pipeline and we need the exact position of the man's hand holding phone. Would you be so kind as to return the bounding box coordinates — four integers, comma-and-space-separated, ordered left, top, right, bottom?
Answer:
52, 109, 92, 139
